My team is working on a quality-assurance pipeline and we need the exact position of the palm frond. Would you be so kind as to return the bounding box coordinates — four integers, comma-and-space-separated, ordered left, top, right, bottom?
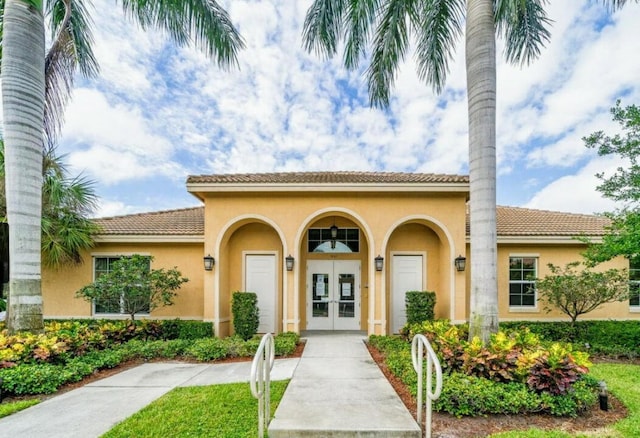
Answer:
44, 0, 99, 146
495, 0, 552, 66
366, 0, 413, 107
302, 0, 348, 59
119, 0, 244, 68
600, 0, 639, 10
343, 0, 380, 69
412, 0, 464, 94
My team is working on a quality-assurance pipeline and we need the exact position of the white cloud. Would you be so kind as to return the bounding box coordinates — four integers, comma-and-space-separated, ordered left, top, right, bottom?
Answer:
46, 0, 640, 216
524, 156, 622, 214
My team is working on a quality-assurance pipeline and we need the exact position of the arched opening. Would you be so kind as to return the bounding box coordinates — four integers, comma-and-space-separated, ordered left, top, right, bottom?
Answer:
297, 214, 370, 331
385, 220, 453, 333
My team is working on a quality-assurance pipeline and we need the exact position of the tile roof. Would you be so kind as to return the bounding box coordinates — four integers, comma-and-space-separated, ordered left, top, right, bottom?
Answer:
468, 206, 610, 237
187, 171, 469, 184
94, 205, 609, 238
94, 207, 204, 235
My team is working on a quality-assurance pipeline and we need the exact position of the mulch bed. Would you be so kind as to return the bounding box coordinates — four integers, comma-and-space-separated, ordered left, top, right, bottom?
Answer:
365, 342, 629, 438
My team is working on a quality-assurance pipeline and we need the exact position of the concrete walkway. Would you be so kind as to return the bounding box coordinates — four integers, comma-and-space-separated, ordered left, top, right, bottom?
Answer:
268, 332, 420, 437
0, 358, 299, 438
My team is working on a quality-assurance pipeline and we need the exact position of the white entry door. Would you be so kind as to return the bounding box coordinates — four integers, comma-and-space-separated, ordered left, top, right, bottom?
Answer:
392, 255, 424, 333
307, 260, 360, 330
245, 254, 277, 333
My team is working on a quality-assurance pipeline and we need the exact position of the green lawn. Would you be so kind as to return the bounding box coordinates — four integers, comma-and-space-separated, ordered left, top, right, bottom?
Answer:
0, 399, 40, 418
101, 380, 289, 438
491, 363, 640, 438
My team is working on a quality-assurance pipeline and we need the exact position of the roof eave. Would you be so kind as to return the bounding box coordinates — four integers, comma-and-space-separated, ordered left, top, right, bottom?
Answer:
186, 182, 470, 194
464, 235, 604, 244
94, 235, 204, 243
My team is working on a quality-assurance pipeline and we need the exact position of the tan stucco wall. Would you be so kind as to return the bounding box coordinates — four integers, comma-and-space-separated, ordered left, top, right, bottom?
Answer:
462, 243, 636, 322
201, 191, 469, 335
42, 242, 204, 319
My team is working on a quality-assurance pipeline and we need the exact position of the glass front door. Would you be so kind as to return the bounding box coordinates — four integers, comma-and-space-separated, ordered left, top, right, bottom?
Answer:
307, 260, 360, 330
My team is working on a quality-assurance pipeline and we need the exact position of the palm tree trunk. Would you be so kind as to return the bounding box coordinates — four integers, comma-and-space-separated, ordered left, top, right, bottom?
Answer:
466, 0, 498, 343
2, 0, 46, 333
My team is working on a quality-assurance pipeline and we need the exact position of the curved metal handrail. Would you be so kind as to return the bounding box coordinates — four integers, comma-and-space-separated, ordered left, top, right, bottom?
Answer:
412, 334, 443, 438
250, 333, 275, 438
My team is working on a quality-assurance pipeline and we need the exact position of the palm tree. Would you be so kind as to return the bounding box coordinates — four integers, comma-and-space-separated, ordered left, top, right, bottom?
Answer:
0, 141, 100, 274
303, 0, 635, 342
1, 0, 244, 333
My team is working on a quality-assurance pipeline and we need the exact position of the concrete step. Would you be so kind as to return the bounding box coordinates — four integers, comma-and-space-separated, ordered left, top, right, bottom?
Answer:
268, 333, 421, 438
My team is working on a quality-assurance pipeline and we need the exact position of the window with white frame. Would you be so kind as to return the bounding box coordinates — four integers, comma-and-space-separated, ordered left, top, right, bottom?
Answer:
509, 257, 537, 307
630, 258, 640, 308
93, 256, 151, 314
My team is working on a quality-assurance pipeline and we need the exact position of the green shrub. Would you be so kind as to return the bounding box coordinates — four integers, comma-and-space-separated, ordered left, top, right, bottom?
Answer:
185, 338, 228, 361
368, 335, 408, 355
0, 364, 67, 395
539, 375, 599, 417
405, 291, 436, 324
231, 292, 260, 340
434, 373, 540, 417
499, 320, 640, 357
274, 332, 299, 356
175, 320, 213, 339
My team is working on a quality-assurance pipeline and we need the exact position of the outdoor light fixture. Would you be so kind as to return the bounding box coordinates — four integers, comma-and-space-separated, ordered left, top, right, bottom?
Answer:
330, 223, 339, 249
203, 254, 215, 271
285, 254, 294, 271
454, 255, 466, 272
375, 255, 384, 272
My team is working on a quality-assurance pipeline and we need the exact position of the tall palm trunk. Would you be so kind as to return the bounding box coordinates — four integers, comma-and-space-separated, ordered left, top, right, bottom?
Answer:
466, 0, 498, 342
2, 0, 46, 333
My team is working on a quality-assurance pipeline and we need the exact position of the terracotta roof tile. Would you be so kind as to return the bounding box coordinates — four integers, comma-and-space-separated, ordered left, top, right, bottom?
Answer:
465, 206, 610, 237
94, 207, 204, 235
187, 171, 469, 184
94, 205, 608, 238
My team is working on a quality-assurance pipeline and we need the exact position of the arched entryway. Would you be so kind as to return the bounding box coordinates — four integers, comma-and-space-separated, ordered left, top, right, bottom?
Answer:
215, 218, 286, 337
297, 213, 372, 331
383, 218, 455, 333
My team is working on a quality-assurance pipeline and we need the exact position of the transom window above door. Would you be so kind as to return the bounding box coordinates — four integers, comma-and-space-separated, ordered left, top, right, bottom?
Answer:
308, 228, 359, 253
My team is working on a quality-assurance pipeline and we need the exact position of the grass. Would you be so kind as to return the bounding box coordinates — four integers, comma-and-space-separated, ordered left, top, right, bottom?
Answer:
101, 380, 289, 438
490, 363, 640, 438
0, 399, 40, 418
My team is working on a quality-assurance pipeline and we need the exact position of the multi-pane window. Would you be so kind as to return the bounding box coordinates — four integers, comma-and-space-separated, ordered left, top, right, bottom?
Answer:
630, 258, 640, 307
509, 257, 537, 307
308, 228, 359, 253
93, 256, 151, 314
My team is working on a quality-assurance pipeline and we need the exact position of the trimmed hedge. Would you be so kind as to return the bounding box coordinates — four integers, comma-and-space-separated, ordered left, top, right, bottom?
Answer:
231, 292, 260, 340
499, 320, 640, 357
405, 291, 436, 324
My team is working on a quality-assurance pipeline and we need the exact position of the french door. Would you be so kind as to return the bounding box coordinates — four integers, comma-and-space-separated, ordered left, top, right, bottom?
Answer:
306, 260, 360, 330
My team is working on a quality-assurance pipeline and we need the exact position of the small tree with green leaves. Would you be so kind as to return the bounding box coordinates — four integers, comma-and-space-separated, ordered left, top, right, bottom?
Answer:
536, 262, 629, 325
76, 255, 188, 321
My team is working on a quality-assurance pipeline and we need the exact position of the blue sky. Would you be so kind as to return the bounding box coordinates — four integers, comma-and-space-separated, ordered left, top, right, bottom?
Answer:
51, 1, 640, 218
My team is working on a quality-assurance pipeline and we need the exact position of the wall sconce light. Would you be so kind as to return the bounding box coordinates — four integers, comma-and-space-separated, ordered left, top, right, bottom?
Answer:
285, 254, 294, 271
203, 254, 215, 271
375, 255, 384, 272
454, 255, 466, 272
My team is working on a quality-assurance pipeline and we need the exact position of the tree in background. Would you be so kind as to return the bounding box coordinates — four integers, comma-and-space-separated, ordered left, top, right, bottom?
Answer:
75, 255, 188, 321
1, 0, 244, 333
536, 262, 629, 325
582, 101, 640, 264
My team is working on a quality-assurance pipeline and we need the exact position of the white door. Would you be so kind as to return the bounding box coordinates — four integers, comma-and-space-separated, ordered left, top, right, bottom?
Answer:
245, 254, 277, 333
307, 260, 360, 330
392, 255, 424, 333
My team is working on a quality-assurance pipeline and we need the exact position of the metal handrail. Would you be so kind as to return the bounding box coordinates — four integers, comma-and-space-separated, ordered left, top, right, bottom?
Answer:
250, 333, 275, 438
411, 334, 443, 438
